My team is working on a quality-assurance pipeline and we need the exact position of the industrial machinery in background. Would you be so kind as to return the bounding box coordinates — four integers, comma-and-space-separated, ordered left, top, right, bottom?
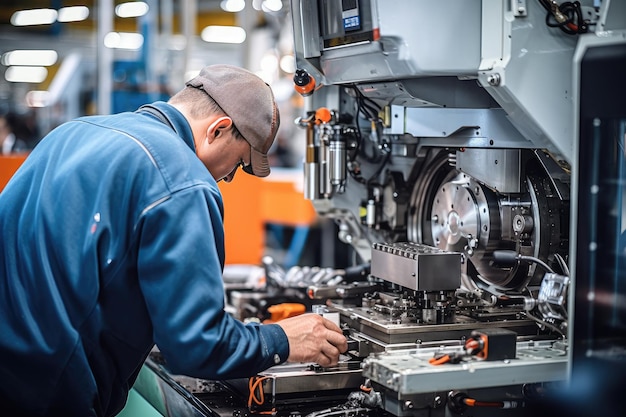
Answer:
136, 1, 626, 416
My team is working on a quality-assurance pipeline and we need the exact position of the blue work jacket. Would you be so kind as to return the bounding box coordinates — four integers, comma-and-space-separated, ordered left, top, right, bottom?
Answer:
0, 102, 289, 417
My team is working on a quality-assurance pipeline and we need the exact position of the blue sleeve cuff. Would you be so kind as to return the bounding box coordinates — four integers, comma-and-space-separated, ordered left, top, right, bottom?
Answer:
258, 323, 290, 366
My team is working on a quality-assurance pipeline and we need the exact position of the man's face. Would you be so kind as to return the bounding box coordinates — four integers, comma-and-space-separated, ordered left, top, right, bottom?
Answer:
201, 130, 252, 183
221, 139, 252, 183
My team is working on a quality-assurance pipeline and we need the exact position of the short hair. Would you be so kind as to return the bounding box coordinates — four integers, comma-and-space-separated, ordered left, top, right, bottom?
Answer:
169, 87, 244, 141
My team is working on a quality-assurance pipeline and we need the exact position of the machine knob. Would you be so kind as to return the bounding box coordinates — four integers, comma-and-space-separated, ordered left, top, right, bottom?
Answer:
293, 68, 316, 96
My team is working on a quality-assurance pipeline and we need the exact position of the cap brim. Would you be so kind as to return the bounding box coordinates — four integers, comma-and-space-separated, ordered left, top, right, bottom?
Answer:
243, 146, 270, 177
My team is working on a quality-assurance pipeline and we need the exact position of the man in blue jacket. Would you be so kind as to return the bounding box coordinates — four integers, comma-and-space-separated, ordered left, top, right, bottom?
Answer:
0, 64, 348, 417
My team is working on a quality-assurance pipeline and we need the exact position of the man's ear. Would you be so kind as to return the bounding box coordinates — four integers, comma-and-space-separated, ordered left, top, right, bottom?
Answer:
206, 116, 233, 143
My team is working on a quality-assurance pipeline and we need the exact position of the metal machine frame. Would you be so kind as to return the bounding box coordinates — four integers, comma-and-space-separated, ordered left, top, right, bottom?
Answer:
133, 2, 626, 416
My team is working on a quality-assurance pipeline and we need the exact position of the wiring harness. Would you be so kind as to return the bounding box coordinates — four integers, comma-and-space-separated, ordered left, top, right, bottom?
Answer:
538, 0, 590, 34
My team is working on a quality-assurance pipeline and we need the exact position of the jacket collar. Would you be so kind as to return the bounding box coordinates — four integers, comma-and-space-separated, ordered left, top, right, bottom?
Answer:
137, 101, 196, 152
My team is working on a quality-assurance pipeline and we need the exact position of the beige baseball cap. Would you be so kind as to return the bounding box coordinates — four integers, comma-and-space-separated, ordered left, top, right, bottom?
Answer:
186, 64, 280, 177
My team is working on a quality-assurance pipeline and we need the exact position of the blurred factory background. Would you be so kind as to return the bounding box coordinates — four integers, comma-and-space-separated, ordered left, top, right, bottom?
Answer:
0, 0, 344, 270
0, 0, 302, 155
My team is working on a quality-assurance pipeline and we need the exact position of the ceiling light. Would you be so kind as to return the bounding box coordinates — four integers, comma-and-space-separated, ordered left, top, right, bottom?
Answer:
104, 32, 144, 50
201, 26, 246, 44
11, 9, 58, 26
1, 50, 58, 67
26, 90, 51, 108
115, 2, 149, 18
220, 0, 245, 12
58, 6, 90, 22
5, 66, 48, 83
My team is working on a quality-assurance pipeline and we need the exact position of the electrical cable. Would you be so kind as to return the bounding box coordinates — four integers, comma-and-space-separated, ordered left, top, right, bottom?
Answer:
430, 332, 510, 366
429, 351, 468, 365
248, 376, 275, 414
554, 252, 570, 276
464, 338, 482, 354
366, 149, 391, 185
538, 0, 588, 35
523, 310, 566, 337
428, 354, 453, 365
347, 85, 388, 184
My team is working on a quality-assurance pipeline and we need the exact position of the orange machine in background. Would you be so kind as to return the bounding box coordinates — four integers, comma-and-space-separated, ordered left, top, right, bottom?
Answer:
1, 155, 315, 266
0, 155, 28, 192
219, 168, 317, 265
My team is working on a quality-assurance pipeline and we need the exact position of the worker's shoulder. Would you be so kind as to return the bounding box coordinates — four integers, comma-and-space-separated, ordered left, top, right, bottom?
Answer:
69, 112, 214, 194
71, 112, 190, 162
74, 112, 168, 144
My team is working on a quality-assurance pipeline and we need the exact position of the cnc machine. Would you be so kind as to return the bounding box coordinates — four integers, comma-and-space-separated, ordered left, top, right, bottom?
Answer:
136, 1, 626, 416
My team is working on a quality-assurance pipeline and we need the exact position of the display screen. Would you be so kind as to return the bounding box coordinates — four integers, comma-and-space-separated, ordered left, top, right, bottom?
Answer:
341, 0, 361, 31
568, 42, 626, 416
320, 0, 373, 49
575, 44, 626, 361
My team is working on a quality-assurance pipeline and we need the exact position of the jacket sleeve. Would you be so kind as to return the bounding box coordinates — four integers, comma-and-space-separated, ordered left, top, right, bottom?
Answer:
135, 185, 289, 379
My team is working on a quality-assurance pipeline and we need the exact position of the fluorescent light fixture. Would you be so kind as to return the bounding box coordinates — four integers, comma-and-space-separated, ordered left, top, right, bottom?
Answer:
220, 0, 245, 12
11, 9, 58, 26
1, 50, 58, 67
26, 90, 51, 108
58, 6, 90, 22
262, 0, 283, 12
104, 32, 144, 50
201, 26, 246, 44
5, 66, 48, 83
115, 2, 149, 18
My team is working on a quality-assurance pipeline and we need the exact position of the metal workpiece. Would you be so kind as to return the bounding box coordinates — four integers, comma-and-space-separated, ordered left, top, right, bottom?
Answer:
308, 281, 381, 300
224, 362, 366, 415
253, 362, 363, 395
336, 304, 537, 347
370, 242, 461, 291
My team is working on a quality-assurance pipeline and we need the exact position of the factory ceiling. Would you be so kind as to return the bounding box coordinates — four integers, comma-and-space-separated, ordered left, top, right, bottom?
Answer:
0, 0, 235, 36
0, 1, 291, 114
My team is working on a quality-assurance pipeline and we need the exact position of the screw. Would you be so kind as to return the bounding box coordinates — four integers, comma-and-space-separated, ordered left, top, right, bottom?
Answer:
487, 73, 501, 86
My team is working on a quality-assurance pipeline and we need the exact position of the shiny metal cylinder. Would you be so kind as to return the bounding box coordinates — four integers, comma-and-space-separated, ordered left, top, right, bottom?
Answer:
304, 162, 319, 200
366, 199, 376, 227
329, 138, 346, 186
320, 133, 331, 196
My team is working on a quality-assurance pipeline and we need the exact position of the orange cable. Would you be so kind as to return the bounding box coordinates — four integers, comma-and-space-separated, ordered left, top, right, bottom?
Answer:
248, 376, 270, 407
429, 355, 451, 365
463, 398, 504, 407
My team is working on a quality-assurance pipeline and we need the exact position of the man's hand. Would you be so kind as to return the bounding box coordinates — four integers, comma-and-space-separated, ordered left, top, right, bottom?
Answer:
276, 313, 348, 367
